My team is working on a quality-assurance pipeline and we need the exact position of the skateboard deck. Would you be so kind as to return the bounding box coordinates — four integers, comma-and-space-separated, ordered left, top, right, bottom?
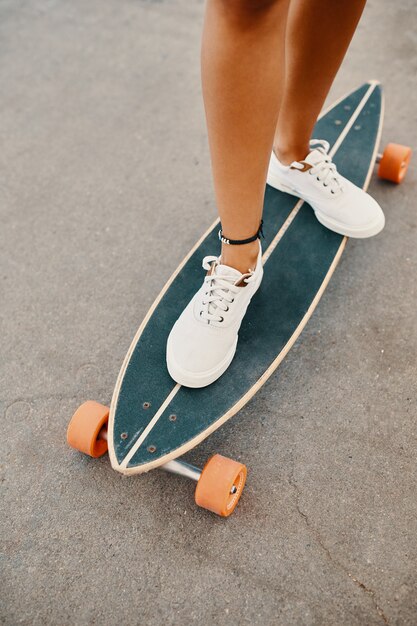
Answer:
108, 81, 383, 476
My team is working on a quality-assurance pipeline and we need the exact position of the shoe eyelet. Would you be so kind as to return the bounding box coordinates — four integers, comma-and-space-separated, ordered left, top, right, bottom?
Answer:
316, 176, 320, 181
323, 183, 328, 187
331, 190, 335, 194
219, 316, 224, 323
225, 306, 229, 312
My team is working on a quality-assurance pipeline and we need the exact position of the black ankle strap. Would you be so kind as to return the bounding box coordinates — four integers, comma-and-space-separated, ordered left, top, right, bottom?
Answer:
218, 220, 264, 245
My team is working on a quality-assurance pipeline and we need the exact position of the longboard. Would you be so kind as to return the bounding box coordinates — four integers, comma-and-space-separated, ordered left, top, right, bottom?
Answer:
67, 81, 411, 516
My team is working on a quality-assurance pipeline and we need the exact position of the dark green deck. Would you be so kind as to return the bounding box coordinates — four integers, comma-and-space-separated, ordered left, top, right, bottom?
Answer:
110, 82, 382, 471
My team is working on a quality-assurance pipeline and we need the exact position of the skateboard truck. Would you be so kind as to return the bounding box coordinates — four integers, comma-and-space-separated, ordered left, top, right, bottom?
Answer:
67, 401, 246, 517
162, 459, 202, 481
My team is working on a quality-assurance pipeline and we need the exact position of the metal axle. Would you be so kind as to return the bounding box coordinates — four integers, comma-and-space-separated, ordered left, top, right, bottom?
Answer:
162, 459, 202, 482
163, 460, 237, 494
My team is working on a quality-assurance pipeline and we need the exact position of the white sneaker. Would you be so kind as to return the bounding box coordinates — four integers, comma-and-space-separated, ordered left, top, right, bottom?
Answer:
166, 242, 263, 388
267, 139, 385, 238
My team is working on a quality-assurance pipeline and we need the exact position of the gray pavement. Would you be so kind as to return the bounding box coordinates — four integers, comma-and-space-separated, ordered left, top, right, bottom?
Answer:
1, 1, 416, 624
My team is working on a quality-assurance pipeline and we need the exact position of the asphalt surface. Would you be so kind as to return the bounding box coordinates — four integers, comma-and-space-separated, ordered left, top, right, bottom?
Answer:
1, 1, 416, 624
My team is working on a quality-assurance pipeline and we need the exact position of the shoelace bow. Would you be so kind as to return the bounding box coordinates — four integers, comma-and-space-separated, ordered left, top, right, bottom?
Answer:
304, 139, 343, 195
199, 256, 256, 323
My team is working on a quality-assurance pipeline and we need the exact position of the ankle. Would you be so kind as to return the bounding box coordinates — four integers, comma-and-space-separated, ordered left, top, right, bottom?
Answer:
273, 142, 310, 166
220, 240, 260, 274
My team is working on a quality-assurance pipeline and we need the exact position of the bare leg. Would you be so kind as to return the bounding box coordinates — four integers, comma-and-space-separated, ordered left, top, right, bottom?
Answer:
201, 0, 289, 273
274, 0, 367, 164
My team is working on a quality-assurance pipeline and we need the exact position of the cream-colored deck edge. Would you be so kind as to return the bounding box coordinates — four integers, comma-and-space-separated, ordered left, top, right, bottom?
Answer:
109, 81, 383, 474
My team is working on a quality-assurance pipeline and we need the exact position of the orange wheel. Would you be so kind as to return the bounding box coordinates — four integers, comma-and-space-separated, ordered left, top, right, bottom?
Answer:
378, 143, 412, 183
67, 401, 109, 458
194, 454, 247, 517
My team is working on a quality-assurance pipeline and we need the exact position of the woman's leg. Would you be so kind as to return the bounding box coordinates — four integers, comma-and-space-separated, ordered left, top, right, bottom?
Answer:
267, 0, 384, 240
201, 0, 289, 273
274, 0, 367, 164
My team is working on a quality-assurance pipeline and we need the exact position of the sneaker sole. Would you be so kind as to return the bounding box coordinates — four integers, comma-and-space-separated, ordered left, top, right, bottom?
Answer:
166, 336, 238, 388
314, 209, 385, 239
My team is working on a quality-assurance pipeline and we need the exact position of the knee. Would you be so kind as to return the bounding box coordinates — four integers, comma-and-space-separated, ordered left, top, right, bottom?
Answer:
237, 0, 282, 8
217, 0, 284, 19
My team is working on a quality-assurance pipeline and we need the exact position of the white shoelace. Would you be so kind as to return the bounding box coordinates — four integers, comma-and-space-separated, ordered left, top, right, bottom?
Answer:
300, 139, 344, 196
199, 256, 256, 324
